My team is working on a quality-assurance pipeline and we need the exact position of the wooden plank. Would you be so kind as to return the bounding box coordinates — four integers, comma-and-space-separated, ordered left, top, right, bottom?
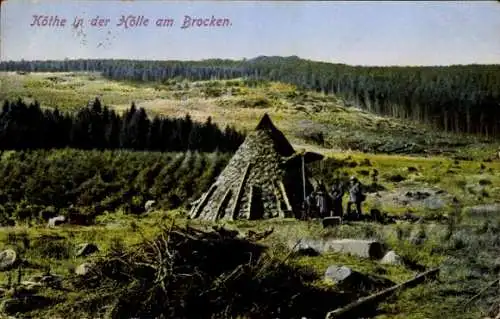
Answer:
278, 180, 293, 214
246, 185, 254, 219
190, 183, 217, 219
325, 268, 440, 319
215, 189, 232, 220
231, 162, 252, 220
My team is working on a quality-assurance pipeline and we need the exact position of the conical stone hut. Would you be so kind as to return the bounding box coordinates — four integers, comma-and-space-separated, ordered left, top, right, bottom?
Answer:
189, 114, 324, 221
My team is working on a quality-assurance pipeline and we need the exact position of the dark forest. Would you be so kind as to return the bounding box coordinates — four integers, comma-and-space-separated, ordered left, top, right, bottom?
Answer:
0, 98, 245, 152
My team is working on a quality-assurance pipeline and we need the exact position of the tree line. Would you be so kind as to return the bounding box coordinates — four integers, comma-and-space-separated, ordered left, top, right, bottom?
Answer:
1, 56, 500, 136
0, 98, 245, 151
0, 56, 500, 136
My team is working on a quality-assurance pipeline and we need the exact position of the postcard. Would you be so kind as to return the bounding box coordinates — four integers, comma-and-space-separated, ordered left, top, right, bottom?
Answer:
0, 1, 499, 318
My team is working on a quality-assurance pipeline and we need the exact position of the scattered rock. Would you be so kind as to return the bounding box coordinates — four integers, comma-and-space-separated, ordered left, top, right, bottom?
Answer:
47, 215, 66, 227
380, 250, 403, 265
325, 265, 355, 284
0, 249, 19, 271
322, 217, 342, 228
75, 243, 99, 257
324, 265, 394, 290
144, 200, 156, 212
293, 239, 386, 259
75, 262, 94, 276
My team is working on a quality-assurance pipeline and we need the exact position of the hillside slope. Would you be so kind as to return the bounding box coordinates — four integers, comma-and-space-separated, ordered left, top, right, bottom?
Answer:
1, 71, 498, 158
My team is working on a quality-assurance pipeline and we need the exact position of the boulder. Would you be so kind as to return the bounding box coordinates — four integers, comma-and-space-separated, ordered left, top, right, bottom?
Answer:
380, 250, 403, 265
294, 239, 386, 260
75, 243, 99, 257
0, 249, 19, 271
47, 215, 66, 227
325, 265, 354, 284
322, 217, 342, 228
324, 265, 394, 290
144, 200, 156, 212
75, 262, 94, 276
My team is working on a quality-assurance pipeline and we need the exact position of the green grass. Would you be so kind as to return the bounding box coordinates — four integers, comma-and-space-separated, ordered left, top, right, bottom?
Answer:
1, 211, 495, 318
1, 72, 500, 318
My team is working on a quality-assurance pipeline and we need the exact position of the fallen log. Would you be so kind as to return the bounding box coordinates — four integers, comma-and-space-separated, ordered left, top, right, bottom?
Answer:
325, 267, 440, 319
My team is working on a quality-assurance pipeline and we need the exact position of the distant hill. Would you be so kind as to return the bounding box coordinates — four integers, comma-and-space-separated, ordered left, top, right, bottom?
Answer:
1, 57, 500, 137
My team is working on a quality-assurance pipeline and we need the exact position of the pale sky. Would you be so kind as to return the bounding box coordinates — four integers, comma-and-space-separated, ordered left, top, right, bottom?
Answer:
1, 0, 500, 66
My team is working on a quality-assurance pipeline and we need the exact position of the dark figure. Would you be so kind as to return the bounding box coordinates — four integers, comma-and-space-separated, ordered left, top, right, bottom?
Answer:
347, 176, 365, 218
330, 178, 345, 217
305, 191, 318, 219
317, 180, 327, 193
315, 190, 329, 218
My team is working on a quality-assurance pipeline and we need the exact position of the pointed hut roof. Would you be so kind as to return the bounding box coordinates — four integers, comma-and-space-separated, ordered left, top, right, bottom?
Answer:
189, 114, 323, 222
254, 113, 295, 157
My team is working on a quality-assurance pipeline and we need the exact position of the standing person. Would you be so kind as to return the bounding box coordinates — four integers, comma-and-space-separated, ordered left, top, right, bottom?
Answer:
305, 190, 317, 219
347, 176, 365, 218
330, 178, 345, 217
315, 188, 329, 218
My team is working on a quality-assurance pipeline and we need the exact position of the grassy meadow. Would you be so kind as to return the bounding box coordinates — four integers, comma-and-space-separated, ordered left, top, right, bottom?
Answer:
0, 71, 499, 318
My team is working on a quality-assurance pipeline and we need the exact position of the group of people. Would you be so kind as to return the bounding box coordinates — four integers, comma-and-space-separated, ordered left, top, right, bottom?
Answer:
303, 176, 366, 219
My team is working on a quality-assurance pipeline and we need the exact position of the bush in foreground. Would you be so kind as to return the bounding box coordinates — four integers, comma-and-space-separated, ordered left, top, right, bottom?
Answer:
62, 225, 353, 319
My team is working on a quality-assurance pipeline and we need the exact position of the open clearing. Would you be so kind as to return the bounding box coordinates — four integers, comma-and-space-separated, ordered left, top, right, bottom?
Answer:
0, 71, 499, 318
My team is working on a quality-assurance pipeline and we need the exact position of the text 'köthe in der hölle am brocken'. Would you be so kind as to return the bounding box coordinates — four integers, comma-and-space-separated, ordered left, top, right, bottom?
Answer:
30, 14, 232, 29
